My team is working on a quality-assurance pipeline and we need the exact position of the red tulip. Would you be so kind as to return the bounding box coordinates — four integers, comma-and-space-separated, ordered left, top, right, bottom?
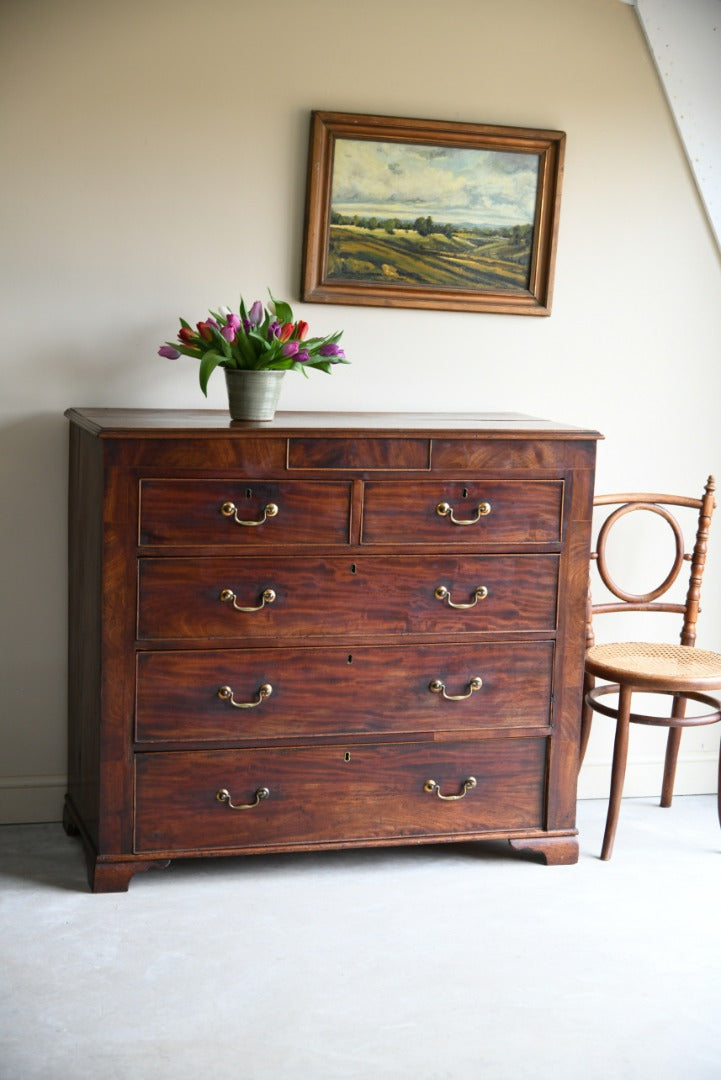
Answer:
178, 326, 196, 344
295, 320, 309, 340
278, 322, 294, 342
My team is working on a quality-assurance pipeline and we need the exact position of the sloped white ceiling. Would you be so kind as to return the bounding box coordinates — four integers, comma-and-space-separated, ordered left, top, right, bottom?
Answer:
630, 0, 721, 252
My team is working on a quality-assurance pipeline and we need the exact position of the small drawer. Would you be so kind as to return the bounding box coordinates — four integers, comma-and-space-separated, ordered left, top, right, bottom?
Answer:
139, 480, 352, 546
137, 554, 559, 640
134, 738, 547, 853
134, 641, 554, 742
361, 480, 563, 545
288, 437, 430, 470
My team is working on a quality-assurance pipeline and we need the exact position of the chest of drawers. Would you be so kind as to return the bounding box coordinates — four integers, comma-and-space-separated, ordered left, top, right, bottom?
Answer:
64, 409, 600, 891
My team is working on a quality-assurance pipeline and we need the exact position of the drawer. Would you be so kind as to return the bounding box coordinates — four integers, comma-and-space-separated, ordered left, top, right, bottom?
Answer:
135, 641, 554, 742
134, 738, 547, 852
137, 554, 559, 639
287, 436, 430, 470
361, 480, 563, 545
138, 480, 352, 546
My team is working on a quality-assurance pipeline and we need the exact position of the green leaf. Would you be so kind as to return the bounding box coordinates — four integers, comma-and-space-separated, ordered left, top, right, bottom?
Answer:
233, 329, 255, 366
209, 325, 232, 358
172, 343, 203, 359
269, 290, 293, 324
198, 350, 225, 396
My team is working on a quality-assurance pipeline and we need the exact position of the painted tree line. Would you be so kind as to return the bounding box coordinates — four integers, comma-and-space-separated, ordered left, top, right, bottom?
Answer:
330, 210, 532, 243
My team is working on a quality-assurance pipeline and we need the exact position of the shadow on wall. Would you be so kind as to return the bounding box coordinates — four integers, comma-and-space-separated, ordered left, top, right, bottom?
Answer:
0, 413, 70, 792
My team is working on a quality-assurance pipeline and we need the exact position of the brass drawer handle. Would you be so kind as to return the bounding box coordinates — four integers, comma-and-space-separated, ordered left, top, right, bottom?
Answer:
219, 587, 277, 612
216, 786, 270, 810
424, 777, 477, 801
217, 683, 273, 709
434, 584, 489, 609
220, 500, 279, 526
436, 500, 491, 525
429, 677, 483, 701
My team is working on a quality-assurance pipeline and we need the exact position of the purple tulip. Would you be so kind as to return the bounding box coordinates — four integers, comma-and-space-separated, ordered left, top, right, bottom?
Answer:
158, 344, 180, 359
296, 350, 310, 363
248, 300, 263, 325
319, 343, 345, 359
225, 312, 241, 331
281, 341, 299, 357
267, 321, 281, 339
221, 325, 236, 343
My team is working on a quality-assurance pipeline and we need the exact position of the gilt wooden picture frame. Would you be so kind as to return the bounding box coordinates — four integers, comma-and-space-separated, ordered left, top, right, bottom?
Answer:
301, 111, 565, 315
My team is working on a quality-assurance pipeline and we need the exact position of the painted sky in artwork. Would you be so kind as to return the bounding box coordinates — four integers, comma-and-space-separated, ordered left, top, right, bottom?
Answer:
330, 138, 540, 229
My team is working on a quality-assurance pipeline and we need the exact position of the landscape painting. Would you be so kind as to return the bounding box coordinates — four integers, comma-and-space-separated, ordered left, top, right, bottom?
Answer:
327, 139, 539, 293
302, 112, 566, 315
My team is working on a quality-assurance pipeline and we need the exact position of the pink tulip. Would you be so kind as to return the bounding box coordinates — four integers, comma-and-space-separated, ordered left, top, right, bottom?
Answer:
158, 345, 180, 359
319, 343, 345, 359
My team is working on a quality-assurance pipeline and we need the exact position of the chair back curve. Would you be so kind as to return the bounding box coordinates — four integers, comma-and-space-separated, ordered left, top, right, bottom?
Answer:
585, 475, 716, 651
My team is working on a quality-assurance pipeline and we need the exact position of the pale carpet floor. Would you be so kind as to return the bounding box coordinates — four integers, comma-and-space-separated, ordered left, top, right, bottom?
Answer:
1, 796, 720, 1080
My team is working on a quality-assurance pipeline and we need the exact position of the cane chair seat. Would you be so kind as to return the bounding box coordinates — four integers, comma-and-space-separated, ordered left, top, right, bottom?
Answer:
586, 642, 721, 690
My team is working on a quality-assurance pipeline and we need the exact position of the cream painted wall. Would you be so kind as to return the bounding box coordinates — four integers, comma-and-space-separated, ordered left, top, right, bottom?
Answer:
1, 0, 720, 822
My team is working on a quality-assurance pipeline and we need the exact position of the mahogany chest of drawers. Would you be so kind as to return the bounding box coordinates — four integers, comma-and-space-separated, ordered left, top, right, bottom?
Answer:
64, 409, 599, 891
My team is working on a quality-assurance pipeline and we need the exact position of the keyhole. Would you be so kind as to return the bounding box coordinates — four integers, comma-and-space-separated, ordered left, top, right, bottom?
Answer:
347, 654, 353, 664
462, 487, 469, 498
344, 752, 351, 763
350, 563, 357, 574
245, 488, 253, 499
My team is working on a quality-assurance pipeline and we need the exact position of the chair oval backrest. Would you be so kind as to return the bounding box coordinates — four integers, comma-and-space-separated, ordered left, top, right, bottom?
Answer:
586, 476, 716, 649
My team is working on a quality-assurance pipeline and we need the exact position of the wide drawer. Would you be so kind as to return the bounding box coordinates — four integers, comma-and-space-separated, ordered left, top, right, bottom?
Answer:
361, 480, 563, 545
138, 480, 352, 546
135, 641, 554, 742
137, 554, 559, 639
134, 738, 547, 852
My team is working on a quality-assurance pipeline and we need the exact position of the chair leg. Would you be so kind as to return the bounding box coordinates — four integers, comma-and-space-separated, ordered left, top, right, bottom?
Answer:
601, 685, 632, 861
661, 728, 683, 808
579, 673, 594, 769
718, 736, 721, 829
660, 695, 688, 807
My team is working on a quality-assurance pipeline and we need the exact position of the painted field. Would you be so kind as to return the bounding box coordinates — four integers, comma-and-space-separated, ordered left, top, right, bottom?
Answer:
326, 224, 532, 291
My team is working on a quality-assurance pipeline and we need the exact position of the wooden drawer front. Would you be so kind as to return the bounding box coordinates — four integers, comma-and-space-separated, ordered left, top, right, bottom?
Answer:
134, 738, 547, 853
288, 437, 430, 470
361, 480, 563, 545
135, 642, 554, 742
139, 480, 352, 546
137, 554, 559, 639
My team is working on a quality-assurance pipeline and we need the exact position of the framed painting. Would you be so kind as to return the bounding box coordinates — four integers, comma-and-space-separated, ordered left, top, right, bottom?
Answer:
301, 111, 565, 315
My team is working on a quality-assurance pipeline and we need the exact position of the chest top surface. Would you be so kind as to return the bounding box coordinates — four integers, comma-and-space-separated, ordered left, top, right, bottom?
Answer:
65, 408, 601, 440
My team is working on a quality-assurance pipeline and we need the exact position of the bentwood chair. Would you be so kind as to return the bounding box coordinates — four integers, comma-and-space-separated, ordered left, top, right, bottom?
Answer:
579, 476, 721, 859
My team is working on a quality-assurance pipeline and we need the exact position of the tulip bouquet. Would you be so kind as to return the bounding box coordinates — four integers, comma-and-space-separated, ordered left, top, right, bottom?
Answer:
159, 292, 349, 395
